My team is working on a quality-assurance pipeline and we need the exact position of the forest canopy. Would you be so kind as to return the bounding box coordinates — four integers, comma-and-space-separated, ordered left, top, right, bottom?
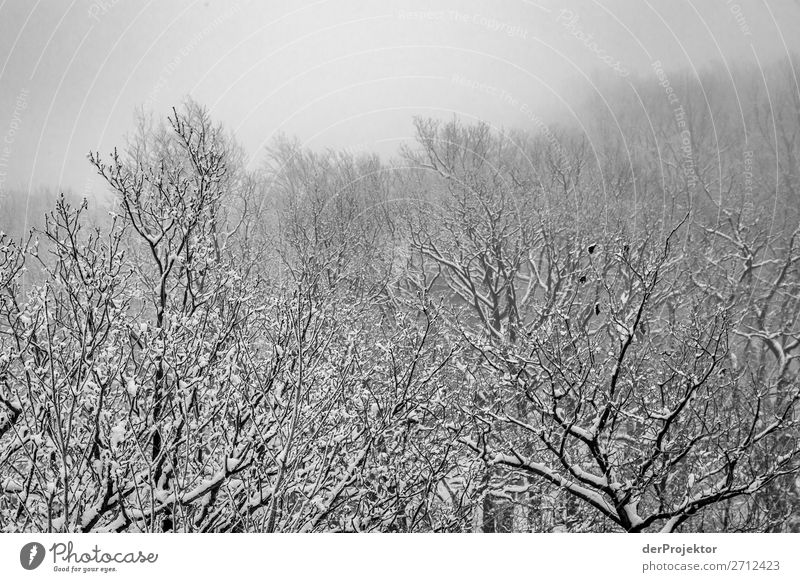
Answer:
1, 57, 799, 533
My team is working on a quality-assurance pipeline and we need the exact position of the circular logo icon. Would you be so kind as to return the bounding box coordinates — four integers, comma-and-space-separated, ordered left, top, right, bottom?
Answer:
20, 542, 46, 570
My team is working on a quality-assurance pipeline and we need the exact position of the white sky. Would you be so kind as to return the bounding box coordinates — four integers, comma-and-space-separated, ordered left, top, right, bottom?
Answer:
0, 0, 798, 200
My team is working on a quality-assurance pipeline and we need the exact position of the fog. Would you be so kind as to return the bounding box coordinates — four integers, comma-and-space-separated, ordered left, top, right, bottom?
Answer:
1, 0, 799, 212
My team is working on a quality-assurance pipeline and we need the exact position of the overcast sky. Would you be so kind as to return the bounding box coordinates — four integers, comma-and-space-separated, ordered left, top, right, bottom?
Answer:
1, 0, 799, 200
